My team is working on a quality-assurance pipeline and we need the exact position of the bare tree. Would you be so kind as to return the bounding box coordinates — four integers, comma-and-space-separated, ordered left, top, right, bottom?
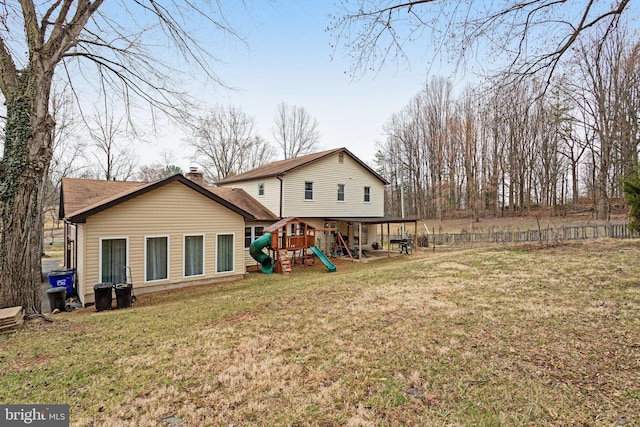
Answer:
572, 28, 640, 219
88, 108, 137, 181
44, 85, 86, 241
273, 102, 321, 159
137, 152, 183, 182
330, 0, 634, 83
187, 105, 275, 182
455, 88, 481, 221
0, 2, 246, 314
554, 80, 591, 205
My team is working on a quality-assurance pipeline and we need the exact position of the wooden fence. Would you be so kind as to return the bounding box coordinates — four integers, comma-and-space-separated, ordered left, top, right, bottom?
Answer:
412, 223, 639, 247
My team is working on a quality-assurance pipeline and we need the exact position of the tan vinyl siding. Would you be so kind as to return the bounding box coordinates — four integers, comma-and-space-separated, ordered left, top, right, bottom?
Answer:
80, 181, 245, 303
298, 218, 326, 229
283, 153, 385, 217
243, 251, 256, 268
220, 176, 281, 216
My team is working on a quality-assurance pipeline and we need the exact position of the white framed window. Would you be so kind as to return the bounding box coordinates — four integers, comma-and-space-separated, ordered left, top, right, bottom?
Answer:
184, 234, 204, 277
216, 233, 235, 273
364, 186, 371, 203
258, 182, 265, 197
337, 184, 345, 202
244, 226, 265, 249
145, 235, 169, 282
99, 237, 128, 284
304, 181, 314, 201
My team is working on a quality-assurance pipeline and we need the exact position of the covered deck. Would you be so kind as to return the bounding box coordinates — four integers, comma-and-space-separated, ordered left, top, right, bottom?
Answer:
325, 216, 420, 261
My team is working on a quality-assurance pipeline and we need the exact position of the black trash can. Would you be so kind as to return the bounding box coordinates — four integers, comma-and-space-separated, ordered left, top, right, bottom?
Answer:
46, 287, 66, 312
114, 284, 133, 309
94, 283, 113, 312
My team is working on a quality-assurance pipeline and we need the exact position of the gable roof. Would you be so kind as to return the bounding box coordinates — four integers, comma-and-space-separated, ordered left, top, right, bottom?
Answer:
215, 147, 390, 185
60, 175, 277, 223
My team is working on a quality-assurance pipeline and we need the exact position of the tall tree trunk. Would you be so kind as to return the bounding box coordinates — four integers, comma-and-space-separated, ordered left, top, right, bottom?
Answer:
571, 158, 580, 204
0, 73, 54, 314
597, 139, 611, 220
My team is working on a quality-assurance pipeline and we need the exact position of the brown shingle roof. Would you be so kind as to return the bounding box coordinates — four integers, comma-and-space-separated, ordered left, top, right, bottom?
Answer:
60, 175, 276, 223
207, 187, 278, 221
60, 178, 145, 219
215, 147, 389, 185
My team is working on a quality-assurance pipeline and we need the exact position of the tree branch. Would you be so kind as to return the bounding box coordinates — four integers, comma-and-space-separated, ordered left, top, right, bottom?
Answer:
0, 36, 19, 96
330, 0, 634, 83
43, 0, 105, 69
18, 0, 42, 55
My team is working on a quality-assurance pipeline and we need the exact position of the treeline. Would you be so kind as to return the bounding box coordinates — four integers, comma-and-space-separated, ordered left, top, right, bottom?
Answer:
375, 28, 640, 221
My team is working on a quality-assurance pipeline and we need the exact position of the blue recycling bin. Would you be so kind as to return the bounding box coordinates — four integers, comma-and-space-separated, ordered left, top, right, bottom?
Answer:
48, 269, 75, 297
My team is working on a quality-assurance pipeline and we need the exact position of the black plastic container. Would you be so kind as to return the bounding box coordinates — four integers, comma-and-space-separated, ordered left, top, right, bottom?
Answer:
94, 283, 113, 311
46, 287, 66, 312
114, 284, 133, 309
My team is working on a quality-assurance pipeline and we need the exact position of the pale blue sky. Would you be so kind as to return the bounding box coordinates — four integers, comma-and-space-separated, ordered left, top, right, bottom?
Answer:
146, 1, 464, 169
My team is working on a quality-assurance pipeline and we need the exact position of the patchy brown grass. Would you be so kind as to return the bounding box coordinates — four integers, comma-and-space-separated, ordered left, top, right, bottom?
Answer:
2, 239, 640, 426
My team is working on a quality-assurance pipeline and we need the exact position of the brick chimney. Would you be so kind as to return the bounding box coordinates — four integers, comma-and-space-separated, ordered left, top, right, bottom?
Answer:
185, 167, 204, 185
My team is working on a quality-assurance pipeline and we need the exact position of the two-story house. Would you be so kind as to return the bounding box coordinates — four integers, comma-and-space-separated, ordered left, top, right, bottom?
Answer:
58, 148, 416, 306
216, 147, 392, 253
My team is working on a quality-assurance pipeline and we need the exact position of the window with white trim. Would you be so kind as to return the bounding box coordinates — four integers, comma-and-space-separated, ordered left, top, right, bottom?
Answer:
217, 233, 235, 273
364, 186, 371, 203
337, 184, 345, 202
146, 236, 168, 282
304, 181, 314, 200
100, 238, 127, 284
184, 234, 204, 277
258, 182, 265, 196
244, 226, 265, 249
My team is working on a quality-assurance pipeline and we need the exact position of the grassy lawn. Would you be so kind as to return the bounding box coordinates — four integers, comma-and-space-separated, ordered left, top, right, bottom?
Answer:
43, 241, 65, 261
2, 239, 640, 426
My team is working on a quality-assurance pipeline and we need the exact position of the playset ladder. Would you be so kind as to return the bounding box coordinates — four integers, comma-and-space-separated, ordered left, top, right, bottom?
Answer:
278, 249, 292, 274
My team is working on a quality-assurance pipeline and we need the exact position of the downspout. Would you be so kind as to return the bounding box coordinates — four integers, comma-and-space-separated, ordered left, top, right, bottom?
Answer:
74, 222, 78, 275
64, 218, 79, 294
63, 220, 69, 268
276, 175, 284, 218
